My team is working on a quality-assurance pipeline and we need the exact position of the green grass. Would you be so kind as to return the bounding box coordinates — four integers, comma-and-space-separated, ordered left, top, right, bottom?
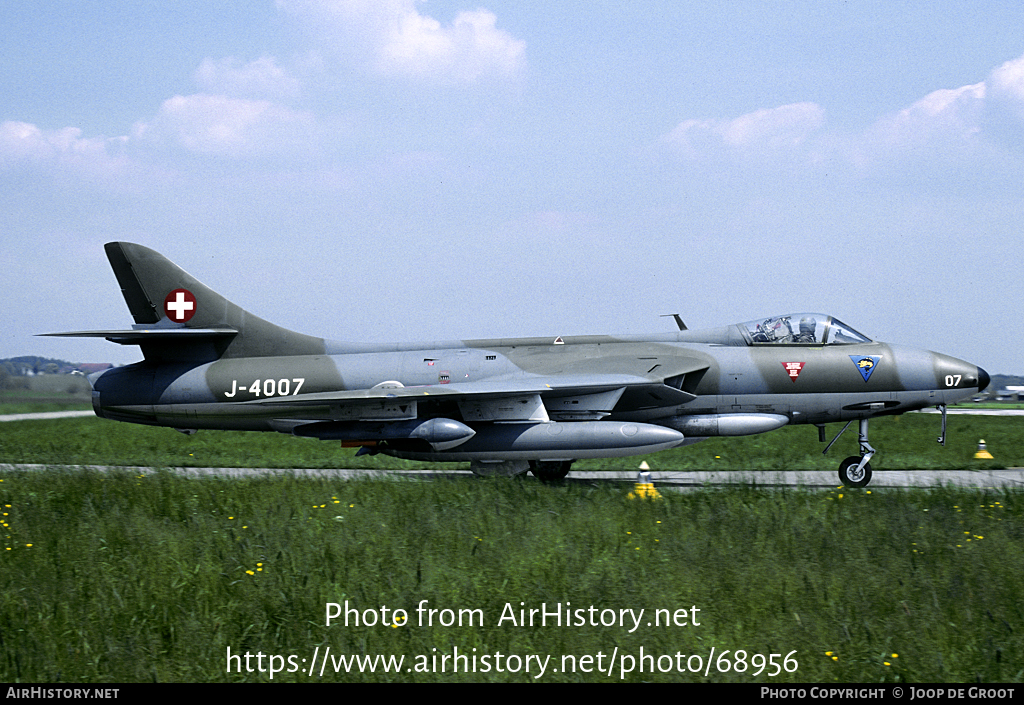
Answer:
0, 389, 92, 415
0, 412, 1020, 470
2, 412, 1022, 682
1, 468, 1021, 682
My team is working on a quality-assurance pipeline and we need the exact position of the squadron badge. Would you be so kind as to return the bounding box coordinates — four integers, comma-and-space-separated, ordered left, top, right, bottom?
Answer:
782, 362, 805, 382
849, 355, 881, 382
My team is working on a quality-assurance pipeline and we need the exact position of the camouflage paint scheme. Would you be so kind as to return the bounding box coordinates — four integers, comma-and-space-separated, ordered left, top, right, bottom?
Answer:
44, 243, 989, 486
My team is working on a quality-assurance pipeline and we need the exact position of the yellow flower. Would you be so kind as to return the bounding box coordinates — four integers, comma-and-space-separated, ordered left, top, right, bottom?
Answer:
892, 653, 898, 658
246, 570, 254, 575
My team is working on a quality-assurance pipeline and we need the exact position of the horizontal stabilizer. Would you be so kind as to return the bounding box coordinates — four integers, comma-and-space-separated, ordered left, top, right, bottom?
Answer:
39, 328, 238, 346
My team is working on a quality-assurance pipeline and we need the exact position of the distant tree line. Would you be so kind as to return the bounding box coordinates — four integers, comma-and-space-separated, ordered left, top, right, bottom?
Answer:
2, 356, 77, 375
1, 357, 78, 390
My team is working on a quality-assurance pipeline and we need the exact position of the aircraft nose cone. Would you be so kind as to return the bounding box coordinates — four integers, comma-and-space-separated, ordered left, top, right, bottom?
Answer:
978, 366, 990, 392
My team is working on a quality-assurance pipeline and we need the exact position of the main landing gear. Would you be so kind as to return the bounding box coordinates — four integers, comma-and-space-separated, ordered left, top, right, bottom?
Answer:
467, 459, 573, 481
821, 418, 875, 488
529, 460, 573, 482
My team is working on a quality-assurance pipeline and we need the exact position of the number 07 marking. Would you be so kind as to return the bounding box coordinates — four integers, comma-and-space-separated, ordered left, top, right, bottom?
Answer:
944, 374, 961, 387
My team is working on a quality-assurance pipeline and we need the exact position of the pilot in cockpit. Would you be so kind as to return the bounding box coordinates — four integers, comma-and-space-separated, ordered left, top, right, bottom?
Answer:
793, 316, 817, 343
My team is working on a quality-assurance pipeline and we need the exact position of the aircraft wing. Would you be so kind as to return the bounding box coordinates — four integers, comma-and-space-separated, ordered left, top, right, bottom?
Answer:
253, 375, 695, 404
249, 369, 702, 423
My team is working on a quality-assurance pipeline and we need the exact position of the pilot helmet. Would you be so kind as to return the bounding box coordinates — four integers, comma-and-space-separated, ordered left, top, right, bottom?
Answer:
799, 317, 816, 338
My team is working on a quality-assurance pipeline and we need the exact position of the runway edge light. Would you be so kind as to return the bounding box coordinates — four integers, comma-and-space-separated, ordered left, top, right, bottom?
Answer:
628, 468, 662, 500
974, 439, 994, 460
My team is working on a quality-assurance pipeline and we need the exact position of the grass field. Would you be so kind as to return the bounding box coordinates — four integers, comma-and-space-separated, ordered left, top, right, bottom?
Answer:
0, 412, 1020, 471
1, 411, 1022, 682
1, 467, 1021, 682
0, 380, 92, 415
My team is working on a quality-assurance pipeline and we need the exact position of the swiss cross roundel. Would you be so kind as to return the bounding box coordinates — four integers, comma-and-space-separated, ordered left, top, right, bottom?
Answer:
164, 289, 197, 322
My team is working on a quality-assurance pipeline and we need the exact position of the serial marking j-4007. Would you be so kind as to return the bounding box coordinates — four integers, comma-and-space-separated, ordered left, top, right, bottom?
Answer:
43, 243, 990, 486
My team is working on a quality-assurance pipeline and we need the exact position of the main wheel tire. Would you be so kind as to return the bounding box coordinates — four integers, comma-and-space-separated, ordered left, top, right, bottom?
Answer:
530, 460, 572, 482
469, 460, 531, 477
838, 456, 872, 487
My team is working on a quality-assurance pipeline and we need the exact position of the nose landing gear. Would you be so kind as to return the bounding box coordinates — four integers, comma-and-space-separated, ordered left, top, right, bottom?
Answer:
837, 455, 872, 487
822, 418, 875, 487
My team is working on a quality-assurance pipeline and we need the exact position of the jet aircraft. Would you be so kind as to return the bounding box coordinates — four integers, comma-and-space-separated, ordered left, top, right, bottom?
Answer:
43, 242, 990, 486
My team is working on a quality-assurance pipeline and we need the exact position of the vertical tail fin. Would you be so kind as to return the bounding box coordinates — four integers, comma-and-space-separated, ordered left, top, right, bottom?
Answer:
104, 242, 326, 361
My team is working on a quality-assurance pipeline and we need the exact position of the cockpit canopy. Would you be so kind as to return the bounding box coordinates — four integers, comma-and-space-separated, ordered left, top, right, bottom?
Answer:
740, 314, 872, 345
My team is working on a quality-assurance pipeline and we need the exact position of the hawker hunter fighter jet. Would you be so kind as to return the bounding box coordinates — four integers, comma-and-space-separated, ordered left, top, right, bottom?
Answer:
44, 242, 989, 486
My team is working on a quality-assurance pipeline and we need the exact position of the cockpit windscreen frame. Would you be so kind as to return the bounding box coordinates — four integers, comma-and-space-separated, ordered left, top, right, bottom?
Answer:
739, 314, 872, 346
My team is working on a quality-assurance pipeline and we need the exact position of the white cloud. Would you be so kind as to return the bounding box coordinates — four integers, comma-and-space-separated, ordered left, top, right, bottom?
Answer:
988, 54, 1024, 119
194, 56, 302, 99
867, 82, 986, 149
664, 102, 825, 158
135, 94, 317, 158
0, 120, 132, 183
663, 51, 1024, 171
276, 0, 526, 85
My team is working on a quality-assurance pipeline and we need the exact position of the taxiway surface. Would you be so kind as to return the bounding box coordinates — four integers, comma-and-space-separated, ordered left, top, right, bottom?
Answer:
2, 464, 1022, 490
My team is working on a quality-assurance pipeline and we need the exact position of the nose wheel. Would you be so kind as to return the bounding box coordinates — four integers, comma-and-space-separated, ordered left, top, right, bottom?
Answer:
822, 418, 876, 487
837, 456, 872, 487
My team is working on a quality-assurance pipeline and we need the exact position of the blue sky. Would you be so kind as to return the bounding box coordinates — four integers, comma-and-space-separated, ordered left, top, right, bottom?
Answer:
3, 1, 1023, 374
